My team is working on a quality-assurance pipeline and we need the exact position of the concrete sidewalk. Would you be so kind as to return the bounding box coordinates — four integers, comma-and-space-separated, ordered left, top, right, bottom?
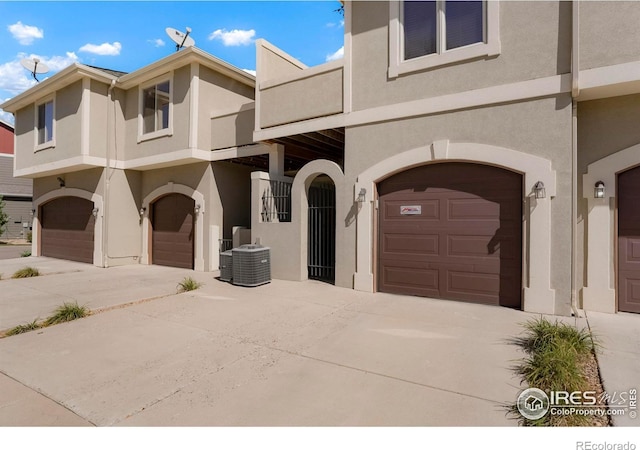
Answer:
586, 311, 640, 427
0, 274, 532, 426
0, 257, 205, 331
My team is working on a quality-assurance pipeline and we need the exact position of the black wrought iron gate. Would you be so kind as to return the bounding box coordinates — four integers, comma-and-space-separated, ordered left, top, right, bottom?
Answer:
308, 182, 336, 284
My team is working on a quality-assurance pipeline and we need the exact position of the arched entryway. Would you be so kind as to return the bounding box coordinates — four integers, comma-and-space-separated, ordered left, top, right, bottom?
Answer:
40, 196, 95, 264
307, 176, 336, 284
377, 162, 523, 308
151, 193, 195, 269
618, 165, 640, 314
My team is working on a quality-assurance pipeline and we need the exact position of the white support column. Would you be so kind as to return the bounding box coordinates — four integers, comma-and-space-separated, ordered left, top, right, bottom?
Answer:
269, 143, 285, 177
353, 181, 375, 292
523, 196, 556, 314
582, 196, 616, 313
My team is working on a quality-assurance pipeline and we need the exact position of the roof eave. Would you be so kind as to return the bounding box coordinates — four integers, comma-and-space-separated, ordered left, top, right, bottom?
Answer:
118, 46, 255, 90
0, 63, 118, 113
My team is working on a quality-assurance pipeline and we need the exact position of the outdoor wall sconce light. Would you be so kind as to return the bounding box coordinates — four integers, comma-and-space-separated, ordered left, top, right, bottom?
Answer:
56, 176, 65, 187
139, 207, 146, 216
594, 181, 605, 199
533, 181, 546, 199
92, 207, 99, 217
194, 204, 201, 215
357, 188, 367, 203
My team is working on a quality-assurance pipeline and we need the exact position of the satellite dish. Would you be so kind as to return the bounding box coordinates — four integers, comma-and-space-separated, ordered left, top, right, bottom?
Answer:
165, 27, 195, 52
20, 57, 49, 82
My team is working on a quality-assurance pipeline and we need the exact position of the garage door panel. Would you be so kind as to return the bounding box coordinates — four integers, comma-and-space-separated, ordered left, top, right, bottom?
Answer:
379, 163, 522, 308
383, 234, 439, 255
382, 266, 439, 295
618, 165, 640, 313
41, 197, 95, 264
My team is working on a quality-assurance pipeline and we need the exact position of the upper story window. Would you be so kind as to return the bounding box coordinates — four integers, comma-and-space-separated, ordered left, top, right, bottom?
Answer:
389, 1, 500, 78
35, 96, 55, 151
139, 76, 172, 142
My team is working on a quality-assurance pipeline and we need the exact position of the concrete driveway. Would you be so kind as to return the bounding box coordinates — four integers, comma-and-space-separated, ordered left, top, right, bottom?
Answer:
0, 258, 536, 426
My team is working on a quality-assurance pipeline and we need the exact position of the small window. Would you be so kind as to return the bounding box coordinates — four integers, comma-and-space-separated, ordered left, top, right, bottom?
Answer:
142, 80, 170, 134
403, 1, 484, 61
37, 100, 54, 145
389, 1, 499, 77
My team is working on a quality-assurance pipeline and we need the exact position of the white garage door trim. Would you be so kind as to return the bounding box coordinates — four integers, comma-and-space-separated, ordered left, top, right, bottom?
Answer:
354, 139, 557, 314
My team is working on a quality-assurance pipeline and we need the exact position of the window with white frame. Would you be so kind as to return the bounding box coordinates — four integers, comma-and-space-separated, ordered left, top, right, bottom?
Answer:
389, 0, 500, 77
36, 99, 54, 146
141, 80, 171, 136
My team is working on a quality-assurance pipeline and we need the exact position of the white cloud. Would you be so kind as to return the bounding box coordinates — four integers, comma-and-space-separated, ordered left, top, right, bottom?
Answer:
0, 101, 14, 125
326, 46, 344, 62
208, 29, 255, 47
242, 69, 256, 77
8, 21, 44, 45
148, 38, 165, 48
79, 41, 122, 56
326, 20, 344, 28
0, 52, 78, 96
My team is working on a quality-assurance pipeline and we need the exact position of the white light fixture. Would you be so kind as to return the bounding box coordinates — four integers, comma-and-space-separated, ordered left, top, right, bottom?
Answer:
92, 207, 99, 217
357, 188, 367, 203
533, 181, 546, 199
594, 181, 605, 199
194, 204, 201, 215
139, 207, 146, 216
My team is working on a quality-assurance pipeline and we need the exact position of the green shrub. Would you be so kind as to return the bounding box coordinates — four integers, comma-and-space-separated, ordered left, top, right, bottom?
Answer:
26, 231, 32, 243
44, 302, 89, 326
508, 317, 599, 426
6, 319, 42, 336
177, 276, 202, 293
20, 250, 31, 257
12, 267, 40, 278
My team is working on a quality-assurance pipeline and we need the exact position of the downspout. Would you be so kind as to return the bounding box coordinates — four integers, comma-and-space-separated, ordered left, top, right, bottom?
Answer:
570, 0, 580, 317
103, 78, 117, 268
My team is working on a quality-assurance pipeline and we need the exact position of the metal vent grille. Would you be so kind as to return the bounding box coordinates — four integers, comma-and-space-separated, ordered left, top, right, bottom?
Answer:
219, 250, 233, 282
232, 245, 271, 287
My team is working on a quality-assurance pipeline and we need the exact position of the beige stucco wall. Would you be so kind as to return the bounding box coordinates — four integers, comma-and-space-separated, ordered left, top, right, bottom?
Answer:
89, 80, 109, 159
199, 65, 255, 150
342, 96, 573, 314
210, 162, 253, 239
351, 1, 572, 111
14, 80, 84, 171
33, 167, 103, 202
580, 1, 640, 71
260, 67, 343, 128
576, 93, 640, 306
124, 66, 191, 160
104, 169, 142, 267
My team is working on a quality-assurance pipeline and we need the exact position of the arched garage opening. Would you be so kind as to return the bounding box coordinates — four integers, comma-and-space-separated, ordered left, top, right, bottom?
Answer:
151, 193, 195, 269
377, 162, 523, 308
40, 196, 95, 264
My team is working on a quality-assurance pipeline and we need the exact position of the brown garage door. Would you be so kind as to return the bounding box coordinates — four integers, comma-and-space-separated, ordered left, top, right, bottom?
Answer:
152, 194, 194, 269
378, 163, 522, 308
41, 196, 95, 264
618, 165, 640, 314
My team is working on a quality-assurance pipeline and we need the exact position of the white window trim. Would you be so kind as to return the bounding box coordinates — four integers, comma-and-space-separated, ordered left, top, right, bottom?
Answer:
34, 93, 56, 152
137, 72, 174, 143
389, 0, 500, 78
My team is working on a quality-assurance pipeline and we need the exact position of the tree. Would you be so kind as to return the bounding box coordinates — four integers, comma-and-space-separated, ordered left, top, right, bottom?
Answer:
0, 196, 8, 237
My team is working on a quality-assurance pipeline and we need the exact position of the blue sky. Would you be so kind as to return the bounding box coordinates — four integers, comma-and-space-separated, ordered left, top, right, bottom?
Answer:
0, 1, 344, 123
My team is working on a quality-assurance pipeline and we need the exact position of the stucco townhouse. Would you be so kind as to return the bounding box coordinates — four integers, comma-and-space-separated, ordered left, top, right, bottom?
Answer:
2, 1, 640, 318
0, 47, 277, 272
250, 0, 640, 317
